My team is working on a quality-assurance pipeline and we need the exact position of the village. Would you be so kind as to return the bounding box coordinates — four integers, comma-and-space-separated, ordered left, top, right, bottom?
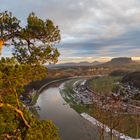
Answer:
68, 79, 140, 114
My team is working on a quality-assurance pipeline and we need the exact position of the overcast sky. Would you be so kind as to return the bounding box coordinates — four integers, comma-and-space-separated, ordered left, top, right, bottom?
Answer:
1, 0, 140, 63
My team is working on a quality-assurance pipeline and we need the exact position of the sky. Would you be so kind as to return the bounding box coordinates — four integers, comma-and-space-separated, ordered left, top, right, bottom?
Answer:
0, 0, 140, 63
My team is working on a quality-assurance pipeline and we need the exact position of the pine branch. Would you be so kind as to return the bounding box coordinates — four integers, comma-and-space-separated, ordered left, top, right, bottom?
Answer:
0, 103, 30, 128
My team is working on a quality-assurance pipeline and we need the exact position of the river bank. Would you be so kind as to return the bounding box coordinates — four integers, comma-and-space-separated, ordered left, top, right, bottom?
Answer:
60, 78, 140, 139
21, 76, 70, 106
23, 75, 95, 107
35, 82, 109, 140
22, 75, 140, 139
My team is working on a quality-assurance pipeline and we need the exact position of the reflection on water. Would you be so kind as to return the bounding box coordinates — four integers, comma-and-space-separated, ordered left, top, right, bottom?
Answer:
36, 83, 109, 140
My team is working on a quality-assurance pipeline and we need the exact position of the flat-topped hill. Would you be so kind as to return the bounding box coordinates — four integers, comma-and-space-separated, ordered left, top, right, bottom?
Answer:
103, 57, 134, 66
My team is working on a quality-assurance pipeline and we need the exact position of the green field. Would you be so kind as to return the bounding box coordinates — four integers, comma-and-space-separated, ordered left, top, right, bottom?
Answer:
88, 76, 122, 94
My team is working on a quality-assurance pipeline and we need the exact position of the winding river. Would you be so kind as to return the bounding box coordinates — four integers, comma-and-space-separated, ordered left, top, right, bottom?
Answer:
35, 82, 110, 140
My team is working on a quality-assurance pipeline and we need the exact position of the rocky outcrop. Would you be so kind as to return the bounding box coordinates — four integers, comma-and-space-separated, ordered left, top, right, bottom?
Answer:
104, 57, 134, 66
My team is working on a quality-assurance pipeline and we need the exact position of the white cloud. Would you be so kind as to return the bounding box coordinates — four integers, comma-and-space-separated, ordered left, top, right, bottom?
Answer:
0, 0, 140, 62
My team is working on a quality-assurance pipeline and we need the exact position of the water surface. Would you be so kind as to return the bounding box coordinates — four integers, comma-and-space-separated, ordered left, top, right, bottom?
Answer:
36, 83, 109, 140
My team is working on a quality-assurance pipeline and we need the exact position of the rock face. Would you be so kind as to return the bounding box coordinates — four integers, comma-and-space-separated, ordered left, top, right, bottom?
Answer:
122, 71, 140, 89
104, 57, 133, 65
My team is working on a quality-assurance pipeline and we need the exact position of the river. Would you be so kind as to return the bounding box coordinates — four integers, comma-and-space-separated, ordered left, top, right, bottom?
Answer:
35, 82, 110, 140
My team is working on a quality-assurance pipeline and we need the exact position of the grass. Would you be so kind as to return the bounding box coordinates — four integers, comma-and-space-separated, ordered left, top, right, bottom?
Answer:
60, 79, 92, 113
71, 104, 93, 114
88, 76, 122, 94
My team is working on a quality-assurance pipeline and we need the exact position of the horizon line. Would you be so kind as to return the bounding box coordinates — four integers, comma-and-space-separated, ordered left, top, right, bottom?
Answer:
57, 56, 140, 64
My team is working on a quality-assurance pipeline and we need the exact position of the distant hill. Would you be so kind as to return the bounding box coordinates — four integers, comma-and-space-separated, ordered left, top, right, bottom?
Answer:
47, 61, 102, 68
47, 57, 137, 68
102, 57, 134, 66
122, 71, 140, 89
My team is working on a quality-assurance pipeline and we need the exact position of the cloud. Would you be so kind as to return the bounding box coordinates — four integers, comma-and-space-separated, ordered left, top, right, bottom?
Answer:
0, 0, 140, 62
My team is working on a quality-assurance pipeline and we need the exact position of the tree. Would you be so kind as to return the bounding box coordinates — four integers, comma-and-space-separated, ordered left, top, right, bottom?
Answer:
0, 11, 20, 46
0, 11, 20, 54
13, 12, 60, 64
0, 11, 60, 64
0, 11, 61, 139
